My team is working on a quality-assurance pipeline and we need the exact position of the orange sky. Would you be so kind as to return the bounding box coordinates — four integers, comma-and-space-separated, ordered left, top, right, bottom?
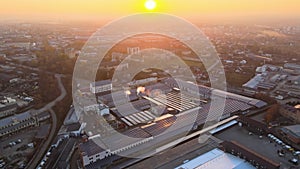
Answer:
1, 0, 300, 22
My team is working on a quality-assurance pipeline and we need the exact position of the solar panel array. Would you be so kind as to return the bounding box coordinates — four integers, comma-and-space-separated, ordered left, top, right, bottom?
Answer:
122, 127, 152, 138
95, 78, 265, 141
82, 78, 268, 165
152, 91, 199, 111
121, 111, 156, 127
224, 99, 252, 113
142, 116, 177, 136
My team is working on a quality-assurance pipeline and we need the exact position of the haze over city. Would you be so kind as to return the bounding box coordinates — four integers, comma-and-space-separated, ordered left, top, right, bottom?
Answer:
1, 0, 300, 24
0, 1, 299, 169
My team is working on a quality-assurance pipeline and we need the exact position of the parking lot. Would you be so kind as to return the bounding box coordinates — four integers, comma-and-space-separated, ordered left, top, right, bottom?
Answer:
215, 125, 299, 169
0, 127, 38, 168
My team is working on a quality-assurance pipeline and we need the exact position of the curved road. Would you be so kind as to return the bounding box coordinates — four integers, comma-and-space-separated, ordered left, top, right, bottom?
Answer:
33, 74, 67, 115
26, 74, 66, 169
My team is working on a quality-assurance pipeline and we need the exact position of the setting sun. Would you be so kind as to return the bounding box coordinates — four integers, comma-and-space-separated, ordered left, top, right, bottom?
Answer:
1, 0, 300, 21
145, 0, 157, 11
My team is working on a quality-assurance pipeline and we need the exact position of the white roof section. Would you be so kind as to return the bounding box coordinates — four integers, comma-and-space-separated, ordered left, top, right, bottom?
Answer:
284, 63, 300, 70
256, 64, 281, 73
64, 107, 80, 125
242, 74, 263, 89
174, 148, 255, 169
209, 120, 237, 134
211, 89, 266, 108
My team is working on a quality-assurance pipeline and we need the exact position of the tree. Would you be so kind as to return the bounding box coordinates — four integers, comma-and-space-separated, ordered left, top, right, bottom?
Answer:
264, 104, 280, 124
37, 72, 59, 103
254, 93, 277, 105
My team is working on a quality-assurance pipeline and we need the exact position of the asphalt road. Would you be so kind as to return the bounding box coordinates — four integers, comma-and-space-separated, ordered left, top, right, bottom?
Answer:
33, 74, 67, 115
6, 59, 67, 169
25, 74, 65, 169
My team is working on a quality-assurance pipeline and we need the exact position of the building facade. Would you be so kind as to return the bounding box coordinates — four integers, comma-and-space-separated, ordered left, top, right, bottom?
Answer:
90, 80, 112, 94
0, 111, 38, 138
280, 105, 300, 123
0, 103, 18, 118
79, 135, 112, 166
279, 125, 300, 145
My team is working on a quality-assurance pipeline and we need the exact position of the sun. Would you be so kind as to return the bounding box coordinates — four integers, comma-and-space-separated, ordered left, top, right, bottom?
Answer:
145, 0, 157, 11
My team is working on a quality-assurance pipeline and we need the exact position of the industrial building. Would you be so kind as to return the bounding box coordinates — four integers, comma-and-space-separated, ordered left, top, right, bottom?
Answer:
284, 63, 300, 71
287, 75, 300, 86
79, 77, 267, 168
243, 64, 300, 101
243, 74, 277, 90
222, 141, 280, 169
90, 80, 112, 94
79, 135, 108, 166
64, 107, 80, 125
127, 77, 157, 87
280, 104, 300, 123
0, 111, 38, 138
174, 148, 255, 169
280, 125, 300, 145
0, 102, 18, 118
79, 130, 152, 167
36, 111, 50, 122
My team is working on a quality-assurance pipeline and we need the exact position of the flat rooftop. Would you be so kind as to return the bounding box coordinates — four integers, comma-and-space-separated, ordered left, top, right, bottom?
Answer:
0, 111, 33, 129
282, 125, 300, 138
126, 136, 221, 169
82, 78, 267, 164
174, 148, 255, 169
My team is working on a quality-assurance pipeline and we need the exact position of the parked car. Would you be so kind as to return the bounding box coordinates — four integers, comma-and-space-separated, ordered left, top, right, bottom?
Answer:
289, 158, 299, 165
293, 151, 300, 156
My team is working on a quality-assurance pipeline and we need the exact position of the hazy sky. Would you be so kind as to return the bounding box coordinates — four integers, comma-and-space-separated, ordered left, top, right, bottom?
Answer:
1, 0, 300, 22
